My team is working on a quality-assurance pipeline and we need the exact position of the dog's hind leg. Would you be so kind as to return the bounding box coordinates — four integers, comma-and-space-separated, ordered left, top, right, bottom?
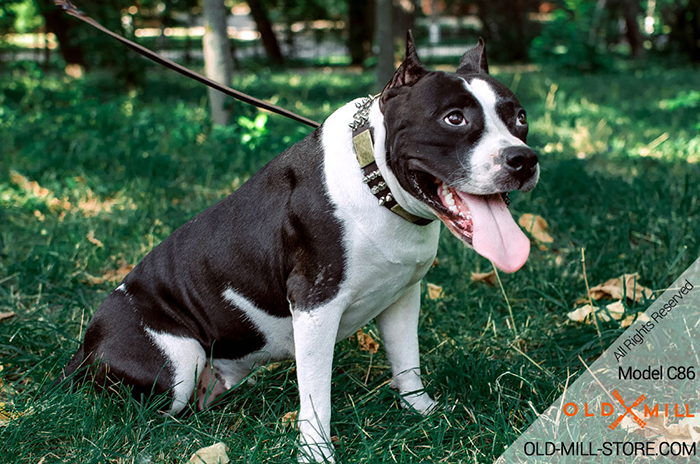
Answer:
144, 328, 207, 414
376, 283, 437, 414
72, 291, 204, 414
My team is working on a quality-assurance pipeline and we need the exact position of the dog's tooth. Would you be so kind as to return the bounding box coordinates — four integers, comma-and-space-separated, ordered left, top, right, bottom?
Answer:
446, 196, 455, 206
449, 205, 458, 213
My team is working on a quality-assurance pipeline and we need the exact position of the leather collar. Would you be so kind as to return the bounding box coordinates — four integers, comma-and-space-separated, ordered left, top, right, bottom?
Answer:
349, 95, 432, 226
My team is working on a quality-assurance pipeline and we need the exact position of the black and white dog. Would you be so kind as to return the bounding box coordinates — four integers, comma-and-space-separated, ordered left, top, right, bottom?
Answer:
61, 35, 538, 462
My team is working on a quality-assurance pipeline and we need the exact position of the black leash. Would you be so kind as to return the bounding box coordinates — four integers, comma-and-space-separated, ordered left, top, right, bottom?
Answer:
53, 0, 321, 129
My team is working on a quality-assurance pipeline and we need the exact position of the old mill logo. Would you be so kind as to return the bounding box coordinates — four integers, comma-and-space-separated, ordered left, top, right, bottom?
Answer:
561, 390, 694, 429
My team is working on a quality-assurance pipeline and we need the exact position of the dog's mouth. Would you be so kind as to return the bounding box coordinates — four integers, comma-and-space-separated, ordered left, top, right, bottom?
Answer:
411, 172, 530, 273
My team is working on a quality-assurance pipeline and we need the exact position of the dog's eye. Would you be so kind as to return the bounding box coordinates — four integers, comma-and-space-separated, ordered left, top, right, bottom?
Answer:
516, 110, 527, 126
444, 112, 466, 126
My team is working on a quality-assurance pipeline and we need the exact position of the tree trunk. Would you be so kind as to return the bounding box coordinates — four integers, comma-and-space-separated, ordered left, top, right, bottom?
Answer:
34, 0, 87, 68
375, 0, 394, 92
620, 0, 645, 58
348, 0, 373, 66
246, 0, 284, 65
202, 0, 234, 125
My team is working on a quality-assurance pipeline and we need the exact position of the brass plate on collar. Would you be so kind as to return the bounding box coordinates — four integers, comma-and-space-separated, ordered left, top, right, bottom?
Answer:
390, 204, 424, 224
353, 130, 375, 168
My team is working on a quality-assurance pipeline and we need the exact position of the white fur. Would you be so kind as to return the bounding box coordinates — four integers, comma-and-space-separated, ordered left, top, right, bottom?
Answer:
287, 100, 442, 462
145, 328, 206, 414
222, 287, 294, 362
292, 307, 343, 464
320, 99, 440, 340
457, 77, 539, 192
210, 358, 253, 389
376, 282, 436, 414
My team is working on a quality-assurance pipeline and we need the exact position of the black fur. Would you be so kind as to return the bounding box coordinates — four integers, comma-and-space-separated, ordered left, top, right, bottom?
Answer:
61, 128, 346, 398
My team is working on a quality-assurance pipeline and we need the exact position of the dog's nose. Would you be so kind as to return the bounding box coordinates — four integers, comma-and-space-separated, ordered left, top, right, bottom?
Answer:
502, 146, 538, 180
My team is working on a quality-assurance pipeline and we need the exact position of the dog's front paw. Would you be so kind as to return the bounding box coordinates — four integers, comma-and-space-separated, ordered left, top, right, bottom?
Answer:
400, 391, 438, 415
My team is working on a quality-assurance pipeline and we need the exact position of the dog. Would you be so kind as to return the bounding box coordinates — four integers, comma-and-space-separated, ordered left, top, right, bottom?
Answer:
60, 34, 538, 463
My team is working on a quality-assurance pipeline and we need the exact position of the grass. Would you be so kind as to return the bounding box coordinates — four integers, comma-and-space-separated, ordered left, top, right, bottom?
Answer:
1, 59, 699, 463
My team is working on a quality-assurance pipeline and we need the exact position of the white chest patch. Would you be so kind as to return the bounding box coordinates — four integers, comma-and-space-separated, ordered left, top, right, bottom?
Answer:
319, 100, 441, 340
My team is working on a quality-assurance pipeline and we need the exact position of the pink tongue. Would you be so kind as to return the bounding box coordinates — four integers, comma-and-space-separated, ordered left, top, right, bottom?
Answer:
456, 192, 530, 273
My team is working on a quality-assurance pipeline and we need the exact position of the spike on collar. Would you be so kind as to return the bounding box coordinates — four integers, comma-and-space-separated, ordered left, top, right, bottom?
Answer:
349, 95, 432, 226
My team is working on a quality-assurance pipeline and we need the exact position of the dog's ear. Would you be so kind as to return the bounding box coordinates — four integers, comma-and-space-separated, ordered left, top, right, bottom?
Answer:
456, 38, 489, 75
381, 31, 428, 105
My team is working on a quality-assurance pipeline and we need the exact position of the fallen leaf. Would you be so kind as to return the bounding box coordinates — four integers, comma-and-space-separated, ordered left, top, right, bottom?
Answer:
567, 300, 648, 327
86, 230, 104, 248
622, 410, 700, 451
519, 214, 554, 243
356, 328, 379, 354
0, 312, 15, 322
281, 410, 298, 428
83, 261, 134, 285
188, 442, 230, 464
588, 273, 653, 302
427, 283, 443, 300
471, 270, 496, 286
620, 312, 650, 328
600, 300, 625, 321
567, 304, 593, 322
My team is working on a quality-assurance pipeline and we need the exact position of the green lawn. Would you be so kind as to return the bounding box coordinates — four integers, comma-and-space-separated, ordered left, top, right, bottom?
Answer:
1, 61, 699, 463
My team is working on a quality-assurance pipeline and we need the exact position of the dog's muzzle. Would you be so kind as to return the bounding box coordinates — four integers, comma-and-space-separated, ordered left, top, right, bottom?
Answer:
502, 146, 539, 187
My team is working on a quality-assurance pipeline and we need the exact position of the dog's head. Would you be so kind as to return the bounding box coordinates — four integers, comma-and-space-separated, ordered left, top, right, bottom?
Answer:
379, 33, 539, 273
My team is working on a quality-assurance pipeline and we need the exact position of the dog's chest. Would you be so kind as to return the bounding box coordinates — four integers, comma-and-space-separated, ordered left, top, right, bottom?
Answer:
319, 102, 441, 340
334, 221, 439, 340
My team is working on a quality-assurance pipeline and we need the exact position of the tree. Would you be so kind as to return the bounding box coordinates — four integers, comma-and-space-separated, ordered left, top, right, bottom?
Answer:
473, 0, 541, 62
375, 0, 394, 92
661, 0, 700, 61
348, 0, 373, 66
34, 0, 87, 68
246, 0, 284, 65
619, 0, 645, 58
202, 0, 234, 125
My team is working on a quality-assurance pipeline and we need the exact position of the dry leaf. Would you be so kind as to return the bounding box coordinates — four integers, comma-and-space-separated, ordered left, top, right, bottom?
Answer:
622, 410, 700, 451
281, 410, 298, 428
567, 304, 593, 322
588, 273, 653, 302
620, 312, 650, 328
567, 300, 647, 327
356, 328, 379, 354
86, 231, 104, 248
600, 300, 625, 321
0, 312, 15, 322
471, 270, 496, 286
188, 442, 230, 464
83, 261, 134, 285
427, 283, 444, 300
519, 214, 554, 243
